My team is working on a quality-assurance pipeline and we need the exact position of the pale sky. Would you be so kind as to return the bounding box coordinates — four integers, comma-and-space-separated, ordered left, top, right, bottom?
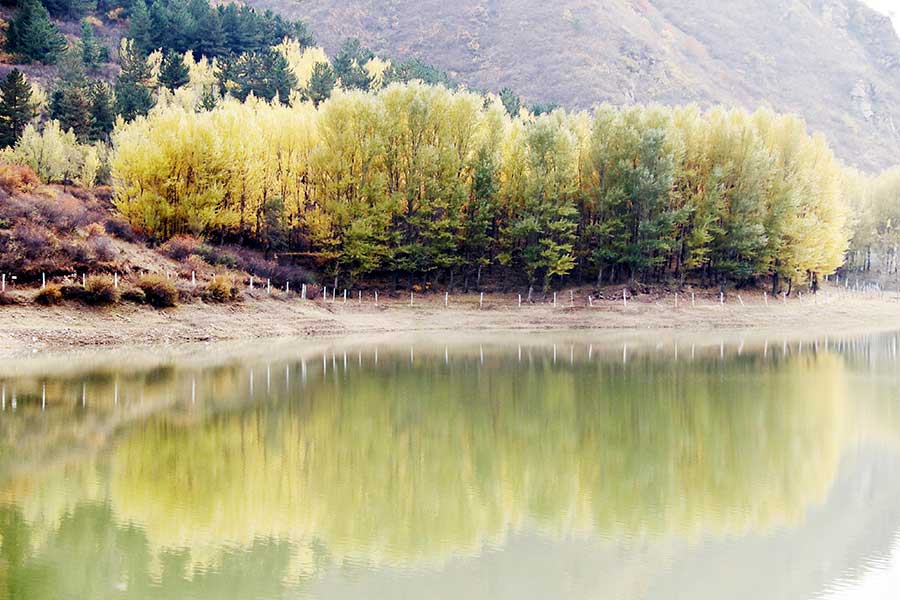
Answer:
861, 0, 900, 33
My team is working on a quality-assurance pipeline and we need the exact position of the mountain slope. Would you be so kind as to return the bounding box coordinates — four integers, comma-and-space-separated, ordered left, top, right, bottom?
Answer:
251, 0, 900, 172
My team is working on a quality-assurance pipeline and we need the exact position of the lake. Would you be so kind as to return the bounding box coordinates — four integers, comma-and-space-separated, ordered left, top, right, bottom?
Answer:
1, 331, 899, 600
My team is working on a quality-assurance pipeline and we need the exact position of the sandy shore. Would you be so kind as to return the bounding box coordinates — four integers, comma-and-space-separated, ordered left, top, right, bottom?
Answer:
1, 286, 899, 357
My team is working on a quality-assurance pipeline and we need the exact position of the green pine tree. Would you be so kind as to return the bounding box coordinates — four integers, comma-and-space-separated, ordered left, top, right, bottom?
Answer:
332, 38, 373, 91
218, 49, 297, 104
115, 39, 155, 121
5, 0, 68, 64
50, 86, 93, 142
128, 0, 154, 54
499, 88, 522, 117
0, 69, 37, 148
88, 80, 115, 142
80, 19, 104, 71
159, 51, 190, 91
304, 62, 336, 106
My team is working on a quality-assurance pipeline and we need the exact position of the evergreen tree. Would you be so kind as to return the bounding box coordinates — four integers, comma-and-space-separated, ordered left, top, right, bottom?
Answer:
128, 0, 154, 54
115, 40, 155, 121
192, 5, 225, 58
305, 62, 336, 106
50, 86, 93, 141
499, 88, 522, 117
5, 0, 68, 64
0, 69, 37, 148
159, 51, 190, 91
218, 49, 297, 104
43, 0, 96, 21
383, 58, 454, 88
332, 38, 374, 91
80, 19, 104, 71
88, 81, 115, 141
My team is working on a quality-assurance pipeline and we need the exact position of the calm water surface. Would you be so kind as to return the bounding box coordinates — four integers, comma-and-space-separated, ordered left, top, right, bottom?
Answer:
1, 331, 899, 600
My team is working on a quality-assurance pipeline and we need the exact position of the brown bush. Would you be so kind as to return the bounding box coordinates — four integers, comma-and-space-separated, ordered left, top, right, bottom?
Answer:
84, 275, 119, 305
103, 217, 140, 242
202, 276, 240, 303
13, 223, 57, 260
0, 291, 22, 306
137, 274, 178, 308
87, 233, 117, 262
121, 287, 146, 304
160, 235, 200, 261
0, 164, 39, 194
34, 284, 63, 306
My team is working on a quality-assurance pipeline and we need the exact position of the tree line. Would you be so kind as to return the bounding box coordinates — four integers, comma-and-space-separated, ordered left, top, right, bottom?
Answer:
111, 83, 850, 293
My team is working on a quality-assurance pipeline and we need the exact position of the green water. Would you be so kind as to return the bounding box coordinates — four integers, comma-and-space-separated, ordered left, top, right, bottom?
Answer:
1, 332, 899, 600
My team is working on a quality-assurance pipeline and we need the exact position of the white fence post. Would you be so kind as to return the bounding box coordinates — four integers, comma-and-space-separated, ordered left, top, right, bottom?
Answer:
623, 289, 627, 308
250, 276, 254, 291
480, 292, 484, 309
191, 271, 196, 286
518, 293, 522, 307
553, 292, 557, 307
445, 292, 448, 307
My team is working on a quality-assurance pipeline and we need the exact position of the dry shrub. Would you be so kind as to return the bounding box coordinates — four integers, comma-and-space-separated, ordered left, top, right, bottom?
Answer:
0, 164, 39, 194
0, 291, 22, 306
34, 284, 63, 306
160, 235, 200, 261
87, 232, 117, 262
84, 275, 119, 305
103, 217, 140, 242
202, 276, 240, 303
13, 223, 57, 260
33, 194, 94, 229
121, 287, 146, 304
137, 274, 178, 308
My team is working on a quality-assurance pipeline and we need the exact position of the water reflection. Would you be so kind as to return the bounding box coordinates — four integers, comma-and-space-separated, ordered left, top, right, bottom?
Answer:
0, 332, 899, 599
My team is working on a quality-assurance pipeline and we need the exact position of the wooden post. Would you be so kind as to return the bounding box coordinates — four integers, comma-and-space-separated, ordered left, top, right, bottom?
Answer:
1, 274, 4, 292
250, 276, 254, 291
301, 284, 307, 300
343, 289, 347, 303
570, 290, 574, 306
359, 290, 362, 304
691, 292, 695, 307
553, 292, 557, 307
375, 291, 378, 305
764, 291, 768, 306
267, 279, 271, 294
518, 293, 522, 307
783, 292, 787, 304
286, 282, 290, 293
445, 291, 449, 307
589, 296, 593, 307
720, 292, 724, 306
674, 293, 678, 308
191, 271, 196, 286
623, 289, 627, 308
410, 291, 414, 306
41, 273, 45, 289
114, 273, 118, 289
82, 273, 86, 289
323, 285, 327, 301
738, 294, 744, 306
480, 291, 484, 309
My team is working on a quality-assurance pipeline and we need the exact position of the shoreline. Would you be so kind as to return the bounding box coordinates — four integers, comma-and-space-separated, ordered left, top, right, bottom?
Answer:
1, 287, 900, 357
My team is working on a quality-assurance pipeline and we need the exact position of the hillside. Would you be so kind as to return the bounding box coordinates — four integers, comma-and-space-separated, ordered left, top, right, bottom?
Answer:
250, 0, 900, 172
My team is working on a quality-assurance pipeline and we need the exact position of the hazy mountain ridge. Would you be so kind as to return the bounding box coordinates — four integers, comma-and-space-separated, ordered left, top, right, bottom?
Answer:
249, 0, 900, 171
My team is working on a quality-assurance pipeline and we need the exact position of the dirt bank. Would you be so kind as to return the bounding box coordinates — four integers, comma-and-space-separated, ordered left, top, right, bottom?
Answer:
1, 286, 899, 357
